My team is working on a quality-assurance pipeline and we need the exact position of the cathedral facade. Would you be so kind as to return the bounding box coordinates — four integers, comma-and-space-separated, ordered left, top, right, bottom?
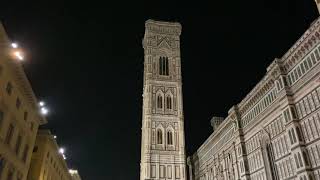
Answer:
140, 20, 186, 180
187, 11, 320, 180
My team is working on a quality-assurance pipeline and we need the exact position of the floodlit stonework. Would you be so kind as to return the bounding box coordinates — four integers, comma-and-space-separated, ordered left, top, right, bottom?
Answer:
0, 23, 47, 180
187, 16, 320, 180
140, 20, 187, 180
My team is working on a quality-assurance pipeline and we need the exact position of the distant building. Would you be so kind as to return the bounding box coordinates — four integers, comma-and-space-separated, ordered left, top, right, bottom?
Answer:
27, 130, 72, 180
140, 20, 187, 180
69, 169, 81, 180
0, 23, 47, 180
188, 8, 320, 180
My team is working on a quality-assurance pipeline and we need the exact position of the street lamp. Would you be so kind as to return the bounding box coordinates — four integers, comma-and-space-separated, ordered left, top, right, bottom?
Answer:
10, 42, 24, 61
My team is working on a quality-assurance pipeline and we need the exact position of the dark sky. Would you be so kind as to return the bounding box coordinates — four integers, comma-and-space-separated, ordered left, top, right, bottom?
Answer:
0, 0, 319, 179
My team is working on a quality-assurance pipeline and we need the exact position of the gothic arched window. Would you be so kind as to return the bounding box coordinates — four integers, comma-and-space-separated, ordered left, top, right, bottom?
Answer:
157, 129, 163, 144
166, 96, 172, 110
167, 131, 173, 145
159, 57, 169, 76
157, 95, 163, 109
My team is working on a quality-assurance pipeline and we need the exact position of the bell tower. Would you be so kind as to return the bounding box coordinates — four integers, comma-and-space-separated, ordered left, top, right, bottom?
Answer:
140, 20, 186, 180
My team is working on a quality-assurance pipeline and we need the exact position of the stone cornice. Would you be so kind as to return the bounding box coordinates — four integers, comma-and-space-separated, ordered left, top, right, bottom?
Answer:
196, 116, 233, 156
145, 19, 182, 36
231, 17, 320, 117
280, 17, 320, 72
237, 72, 275, 116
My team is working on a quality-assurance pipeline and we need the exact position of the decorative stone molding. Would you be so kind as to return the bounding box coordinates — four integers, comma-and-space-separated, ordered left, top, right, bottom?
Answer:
210, 116, 224, 132
145, 19, 182, 36
281, 18, 320, 72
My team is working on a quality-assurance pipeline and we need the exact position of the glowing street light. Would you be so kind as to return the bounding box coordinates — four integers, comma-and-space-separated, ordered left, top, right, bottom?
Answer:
54, 135, 57, 139
10, 42, 25, 61
14, 51, 24, 61
59, 148, 65, 154
40, 107, 49, 115
39, 101, 45, 107
11, 43, 18, 48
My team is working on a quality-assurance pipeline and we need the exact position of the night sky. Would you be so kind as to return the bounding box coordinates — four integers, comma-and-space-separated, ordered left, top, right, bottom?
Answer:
0, 0, 319, 179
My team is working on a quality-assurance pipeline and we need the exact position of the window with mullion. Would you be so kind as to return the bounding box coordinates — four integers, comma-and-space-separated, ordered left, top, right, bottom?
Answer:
159, 57, 169, 76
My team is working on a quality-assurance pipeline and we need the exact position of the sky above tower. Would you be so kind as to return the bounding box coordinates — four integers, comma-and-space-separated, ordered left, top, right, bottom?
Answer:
0, 0, 318, 179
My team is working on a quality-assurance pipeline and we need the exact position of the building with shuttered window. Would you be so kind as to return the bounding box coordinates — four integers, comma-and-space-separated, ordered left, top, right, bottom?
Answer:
0, 23, 47, 180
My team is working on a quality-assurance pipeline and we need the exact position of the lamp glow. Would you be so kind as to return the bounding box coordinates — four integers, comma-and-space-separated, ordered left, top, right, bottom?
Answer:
14, 51, 24, 61
11, 43, 18, 48
39, 101, 45, 107
40, 107, 48, 115
69, 169, 78, 174
59, 148, 65, 154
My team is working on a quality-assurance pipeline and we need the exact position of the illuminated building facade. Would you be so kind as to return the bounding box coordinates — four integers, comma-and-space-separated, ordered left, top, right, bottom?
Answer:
187, 10, 320, 180
27, 130, 72, 180
0, 23, 47, 180
69, 169, 82, 180
140, 20, 187, 180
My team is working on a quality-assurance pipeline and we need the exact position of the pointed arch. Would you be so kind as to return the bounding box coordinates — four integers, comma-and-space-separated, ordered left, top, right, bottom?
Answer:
260, 129, 279, 180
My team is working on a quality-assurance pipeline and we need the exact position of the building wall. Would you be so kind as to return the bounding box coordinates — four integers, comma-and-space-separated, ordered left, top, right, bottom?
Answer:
69, 170, 82, 180
27, 130, 72, 180
188, 17, 320, 180
140, 20, 187, 180
0, 23, 46, 180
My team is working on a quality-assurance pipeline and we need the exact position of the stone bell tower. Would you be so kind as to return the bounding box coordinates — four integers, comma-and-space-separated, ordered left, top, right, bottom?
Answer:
140, 20, 186, 180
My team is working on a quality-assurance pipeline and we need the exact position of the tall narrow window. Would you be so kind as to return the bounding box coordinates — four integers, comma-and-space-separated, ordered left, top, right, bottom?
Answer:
16, 98, 21, 109
5, 124, 14, 145
266, 143, 279, 179
166, 96, 172, 109
165, 57, 169, 75
15, 134, 22, 155
159, 57, 163, 75
157, 95, 163, 109
167, 131, 173, 145
6, 82, 12, 95
295, 127, 303, 141
159, 57, 169, 76
303, 151, 310, 166
22, 144, 29, 163
157, 129, 163, 144
23, 112, 28, 121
